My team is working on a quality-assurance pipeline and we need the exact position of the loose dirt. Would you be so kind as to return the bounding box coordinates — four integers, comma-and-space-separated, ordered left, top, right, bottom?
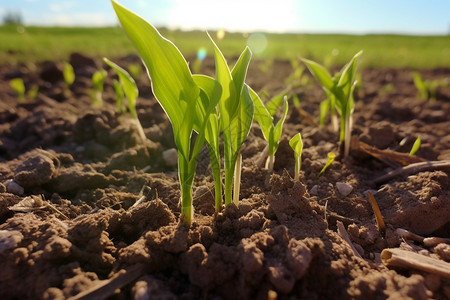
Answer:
0, 53, 449, 299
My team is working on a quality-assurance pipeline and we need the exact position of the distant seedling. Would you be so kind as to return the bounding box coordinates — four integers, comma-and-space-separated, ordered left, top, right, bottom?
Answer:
317, 152, 336, 178
289, 133, 303, 181
303, 51, 363, 158
250, 89, 289, 171
10, 78, 25, 102
409, 135, 421, 156
63, 62, 75, 88
413, 72, 449, 101
104, 57, 146, 141
90, 68, 107, 107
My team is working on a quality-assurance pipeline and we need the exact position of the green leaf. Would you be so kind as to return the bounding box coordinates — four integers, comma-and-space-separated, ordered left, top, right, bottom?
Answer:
266, 89, 287, 116
409, 135, 421, 156
104, 57, 139, 118
302, 58, 333, 91
9, 78, 25, 101
319, 98, 329, 126
413, 72, 428, 100
317, 152, 336, 177
92, 68, 107, 92
63, 62, 75, 86
112, 79, 126, 113
289, 132, 303, 181
112, 0, 199, 144
208, 32, 237, 130
249, 86, 273, 141
270, 97, 289, 156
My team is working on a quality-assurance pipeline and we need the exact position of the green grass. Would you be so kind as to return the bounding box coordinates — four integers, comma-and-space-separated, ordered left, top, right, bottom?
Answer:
1, 24, 449, 68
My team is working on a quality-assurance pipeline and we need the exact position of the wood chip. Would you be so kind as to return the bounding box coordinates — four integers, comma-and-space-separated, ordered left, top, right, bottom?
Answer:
337, 221, 362, 258
381, 248, 450, 279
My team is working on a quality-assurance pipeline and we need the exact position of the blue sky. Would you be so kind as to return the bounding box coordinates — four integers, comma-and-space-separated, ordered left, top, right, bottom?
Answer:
1, 0, 449, 34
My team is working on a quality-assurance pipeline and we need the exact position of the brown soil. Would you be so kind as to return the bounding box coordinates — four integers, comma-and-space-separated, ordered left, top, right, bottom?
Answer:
0, 52, 449, 299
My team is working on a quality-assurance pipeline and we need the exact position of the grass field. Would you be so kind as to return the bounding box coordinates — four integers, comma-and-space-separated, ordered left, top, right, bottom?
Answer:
1, 24, 449, 68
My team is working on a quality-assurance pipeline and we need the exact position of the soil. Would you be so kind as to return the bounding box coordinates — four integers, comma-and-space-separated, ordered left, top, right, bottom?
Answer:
0, 52, 449, 300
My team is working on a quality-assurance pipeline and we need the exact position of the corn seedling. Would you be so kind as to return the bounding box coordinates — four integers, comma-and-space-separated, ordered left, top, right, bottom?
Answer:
413, 72, 449, 101
303, 51, 363, 158
128, 63, 143, 80
317, 152, 336, 178
91, 68, 107, 107
112, 1, 223, 224
289, 133, 303, 181
210, 33, 254, 207
10, 78, 25, 102
250, 89, 289, 171
63, 62, 75, 88
27, 85, 39, 100
104, 57, 146, 141
409, 135, 421, 156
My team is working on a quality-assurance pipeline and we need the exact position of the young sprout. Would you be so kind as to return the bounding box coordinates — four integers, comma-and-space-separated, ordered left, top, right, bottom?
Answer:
112, 1, 221, 224
409, 135, 421, 156
317, 152, 336, 178
128, 63, 143, 80
27, 85, 39, 100
91, 68, 107, 107
413, 72, 449, 101
303, 51, 362, 158
103, 57, 146, 141
250, 89, 289, 171
63, 62, 75, 88
289, 133, 303, 181
10, 78, 25, 102
209, 33, 254, 207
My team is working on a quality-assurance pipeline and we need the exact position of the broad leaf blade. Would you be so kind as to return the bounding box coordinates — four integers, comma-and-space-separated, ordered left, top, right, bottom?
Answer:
302, 58, 333, 91
249, 86, 273, 140
112, 0, 199, 136
266, 89, 288, 116
270, 97, 289, 155
230, 85, 255, 156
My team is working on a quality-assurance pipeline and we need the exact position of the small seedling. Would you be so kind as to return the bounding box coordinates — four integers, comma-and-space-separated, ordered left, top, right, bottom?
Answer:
63, 62, 75, 88
27, 85, 39, 100
413, 72, 449, 101
303, 51, 362, 158
128, 63, 143, 80
104, 57, 146, 141
91, 68, 107, 107
317, 152, 336, 178
409, 135, 421, 156
289, 133, 303, 181
250, 89, 289, 171
10, 78, 25, 102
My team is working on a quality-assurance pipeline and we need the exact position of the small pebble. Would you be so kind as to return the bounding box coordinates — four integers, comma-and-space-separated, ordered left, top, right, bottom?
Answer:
0, 230, 24, 253
162, 148, 178, 167
310, 185, 318, 196
336, 182, 353, 196
5, 180, 24, 195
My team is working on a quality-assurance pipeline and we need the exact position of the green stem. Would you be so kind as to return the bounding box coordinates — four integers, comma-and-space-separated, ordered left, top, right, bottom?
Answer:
233, 151, 242, 206
224, 163, 234, 206
294, 155, 300, 181
207, 145, 223, 212
178, 154, 195, 225
265, 154, 275, 171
